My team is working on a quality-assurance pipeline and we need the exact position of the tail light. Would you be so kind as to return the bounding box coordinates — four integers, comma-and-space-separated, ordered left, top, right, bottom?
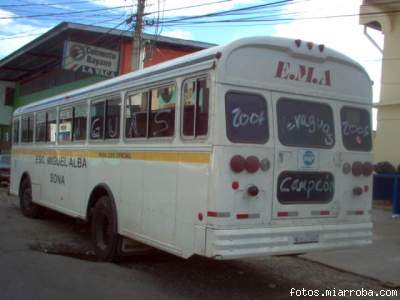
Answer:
247, 185, 259, 197
260, 158, 271, 172
232, 181, 239, 190
353, 186, 363, 196
245, 156, 260, 173
342, 162, 351, 174
230, 155, 245, 173
352, 161, 363, 177
362, 162, 373, 177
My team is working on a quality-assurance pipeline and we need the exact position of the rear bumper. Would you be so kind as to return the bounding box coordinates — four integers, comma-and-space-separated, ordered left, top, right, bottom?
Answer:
205, 222, 372, 260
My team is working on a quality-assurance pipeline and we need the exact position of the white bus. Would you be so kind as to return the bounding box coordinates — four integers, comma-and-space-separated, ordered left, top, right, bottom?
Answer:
10, 37, 373, 261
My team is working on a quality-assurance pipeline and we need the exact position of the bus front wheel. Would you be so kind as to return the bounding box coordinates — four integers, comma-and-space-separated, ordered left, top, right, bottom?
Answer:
91, 195, 122, 262
19, 178, 42, 218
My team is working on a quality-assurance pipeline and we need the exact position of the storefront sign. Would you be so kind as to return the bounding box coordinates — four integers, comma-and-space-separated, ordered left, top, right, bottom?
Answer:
63, 41, 119, 78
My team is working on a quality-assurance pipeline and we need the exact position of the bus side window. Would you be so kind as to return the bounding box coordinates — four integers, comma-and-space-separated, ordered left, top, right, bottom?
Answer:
105, 96, 121, 139
35, 111, 46, 142
90, 101, 105, 140
21, 114, 33, 143
149, 85, 176, 138
46, 109, 57, 143
125, 92, 148, 138
182, 77, 209, 138
59, 108, 73, 143
73, 104, 87, 141
91, 97, 121, 141
12, 118, 19, 145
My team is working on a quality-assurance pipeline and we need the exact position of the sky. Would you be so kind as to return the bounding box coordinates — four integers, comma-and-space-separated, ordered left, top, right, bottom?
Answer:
0, 0, 383, 127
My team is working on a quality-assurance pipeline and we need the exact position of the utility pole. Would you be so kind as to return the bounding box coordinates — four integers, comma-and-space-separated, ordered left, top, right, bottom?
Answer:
132, 0, 145, 71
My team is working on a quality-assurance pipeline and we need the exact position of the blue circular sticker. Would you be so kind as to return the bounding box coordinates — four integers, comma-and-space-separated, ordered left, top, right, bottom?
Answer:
303, 150, 315, 166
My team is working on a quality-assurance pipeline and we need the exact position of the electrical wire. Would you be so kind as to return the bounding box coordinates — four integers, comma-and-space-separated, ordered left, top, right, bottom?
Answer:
0, 0, 117, 8
0, 5, 131, 19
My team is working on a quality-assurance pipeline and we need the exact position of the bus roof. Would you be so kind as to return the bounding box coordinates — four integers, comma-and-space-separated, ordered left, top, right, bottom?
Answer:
14, 36, 371, 116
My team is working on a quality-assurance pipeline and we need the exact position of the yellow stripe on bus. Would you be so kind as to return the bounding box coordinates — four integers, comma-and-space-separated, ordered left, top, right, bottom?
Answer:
11, 148, 210, 164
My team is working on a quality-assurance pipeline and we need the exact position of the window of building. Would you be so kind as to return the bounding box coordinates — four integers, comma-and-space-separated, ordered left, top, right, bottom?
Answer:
0, 126, 10, 142
182, 78, 209, 138
21, 115, 33, 143
4, 88, 14, 106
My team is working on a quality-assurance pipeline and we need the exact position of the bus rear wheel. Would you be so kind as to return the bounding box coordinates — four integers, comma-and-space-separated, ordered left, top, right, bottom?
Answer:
91, 196, 122, 262
19, 178, 42, 218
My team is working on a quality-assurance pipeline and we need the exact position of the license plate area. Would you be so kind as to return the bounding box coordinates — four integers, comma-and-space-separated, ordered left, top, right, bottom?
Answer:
293, 232, 319, 244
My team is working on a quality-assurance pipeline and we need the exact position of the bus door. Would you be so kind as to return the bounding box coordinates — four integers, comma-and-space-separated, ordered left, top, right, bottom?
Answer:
272, 92, 340, 222
222, 88, 275, 226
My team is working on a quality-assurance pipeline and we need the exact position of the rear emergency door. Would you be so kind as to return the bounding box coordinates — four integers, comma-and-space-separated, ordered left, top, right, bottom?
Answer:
272, 92, 340, 221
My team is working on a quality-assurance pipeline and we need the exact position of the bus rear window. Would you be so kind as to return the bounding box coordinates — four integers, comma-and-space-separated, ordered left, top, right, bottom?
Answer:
277, 98, 334, 149
225, 92, 268, 144
341, 107, 372, 151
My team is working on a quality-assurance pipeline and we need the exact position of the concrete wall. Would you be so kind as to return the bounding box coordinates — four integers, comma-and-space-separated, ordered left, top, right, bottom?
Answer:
119, 40, 198, 74
360, 1, 400, 165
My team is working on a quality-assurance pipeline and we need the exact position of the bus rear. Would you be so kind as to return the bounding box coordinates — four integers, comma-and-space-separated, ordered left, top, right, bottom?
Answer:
205, 37, 373, 259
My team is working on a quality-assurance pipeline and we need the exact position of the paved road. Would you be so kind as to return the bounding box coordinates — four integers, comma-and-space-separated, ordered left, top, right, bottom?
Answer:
0, 187, 397, 300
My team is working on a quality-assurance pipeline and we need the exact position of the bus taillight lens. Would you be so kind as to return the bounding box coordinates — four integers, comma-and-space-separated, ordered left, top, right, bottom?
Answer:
352, 161, 363, 177
362, 162, 374, 177
247, 185, 259, 197
353, 186, 363, 196
230, 155, 246, 173
342, 162, 351, 174
245, 156, 260, 173
260, 158, 271, 172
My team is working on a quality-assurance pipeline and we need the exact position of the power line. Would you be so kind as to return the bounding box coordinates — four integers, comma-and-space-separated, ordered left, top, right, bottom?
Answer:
0, 15, 128, 41
156, 7, 400, 27
0, 5, 132, 19
0, 1, 236, 40
0, 0, 115, 7
145, 0, 234, 16
0, 0, 233, 21
159, 0, 293, 24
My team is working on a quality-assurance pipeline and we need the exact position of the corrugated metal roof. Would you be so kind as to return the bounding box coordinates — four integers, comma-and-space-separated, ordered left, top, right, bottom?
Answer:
0, 22, 216, 82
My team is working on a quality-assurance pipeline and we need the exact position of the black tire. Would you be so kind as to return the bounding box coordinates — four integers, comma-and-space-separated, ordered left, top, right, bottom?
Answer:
19, 178, 42, 218
91, 195, 122, 262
